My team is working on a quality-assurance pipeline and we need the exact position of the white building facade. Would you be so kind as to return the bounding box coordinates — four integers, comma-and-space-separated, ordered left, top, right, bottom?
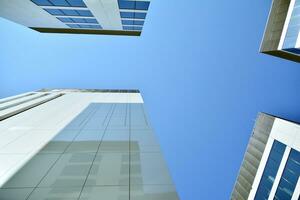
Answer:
231, 113, 300, 200
261, 0, 300, 62
0, 0, 150, 36
0, 89, 178, 200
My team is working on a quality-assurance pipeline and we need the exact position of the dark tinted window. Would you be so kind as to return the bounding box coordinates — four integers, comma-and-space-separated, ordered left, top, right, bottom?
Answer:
120, 12, 134, 18
135, 1, 150, 10
118, 0, 135, 9
134, 20, 144, 25
122, 20, 134, 25
67, 0, 86, 7
274, 149, 300, 200
135, 12, 146, 19
254, 141, 286, 200
50, 0, 69, 6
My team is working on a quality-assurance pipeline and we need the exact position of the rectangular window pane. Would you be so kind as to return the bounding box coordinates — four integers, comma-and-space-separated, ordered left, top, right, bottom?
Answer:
31, 0, 52, 6
120, 12, 134, 18
66, 0, 87, 7
254, 141, 286, 200
49, 0, 69, 6
134, 26, 142, 31
67, 24, 80, 28
44, 9, 64, 15
85, 18, 98, 24
122, 20, 134, 25
57, 17, 73, 22
123, 26, 134, 30
274, 149, 300, 200
135, 12, 146, 19
283, 2, 300, 49
72, 18, 86, 23
77, 10, 93, 17
120, 12, 146, 19
89, 25, 102, 29
134, 20, 144, 25
135, 1, 150, 10
61, 9, 79, 16
118, 0, 135, 9
79, 24, 91, 29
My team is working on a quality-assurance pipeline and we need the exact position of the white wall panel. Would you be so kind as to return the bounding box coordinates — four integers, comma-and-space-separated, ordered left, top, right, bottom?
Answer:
0, 91, 143, 187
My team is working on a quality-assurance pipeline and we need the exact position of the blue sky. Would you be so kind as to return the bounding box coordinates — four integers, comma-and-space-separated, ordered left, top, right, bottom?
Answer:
1, 0, 300, 199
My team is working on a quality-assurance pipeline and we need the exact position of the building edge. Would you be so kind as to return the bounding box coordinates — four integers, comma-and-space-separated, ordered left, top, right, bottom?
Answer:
231, 113, 276, 200
30, 27, 141, 36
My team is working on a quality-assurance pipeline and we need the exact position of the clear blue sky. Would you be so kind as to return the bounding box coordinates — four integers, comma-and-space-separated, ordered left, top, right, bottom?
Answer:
1, 0, 300, 199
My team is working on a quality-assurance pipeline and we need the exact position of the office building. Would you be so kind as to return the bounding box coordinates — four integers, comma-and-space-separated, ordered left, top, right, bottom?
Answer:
231, 113, 300, 200
0, 0, 150, 36
0, 89, 179, 200
261, 0, 300, 62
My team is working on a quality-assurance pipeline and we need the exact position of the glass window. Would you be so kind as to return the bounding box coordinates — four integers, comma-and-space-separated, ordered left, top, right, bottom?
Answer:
89, 25, 102, 29
67, 0, 87, 7
134, 26, 143, 31
122, 20, 134, 25
72, 18, 86, 23
135, 12, 146, 19
79, 24, 91, 29
121, 12, 146, 19
31, 0, 52, 6
61, 9, 79, 16
134, 20, 144, 25
57, 17, 73, 22
254, 141, 286, 200
90, 25, 102, 29
123, 26, 142, 31
118, 1, 150, 10
78, 24, 101, 29
32, 0, 87, 7
49, 0, 69, 6
283, 3, 300, 49
284, 48, 300, 55
120, 12, 134, 18
44, 8, 64, 15
118, 0, 135, 9
57, 17, 98, 24
66, 24, 101, 29
85, 18, 98, 24
123, 26, 134, 30
67, 24, 80, 28
135, 1, 150, 10
274, 149, 300, 200
77, 10, 93, 17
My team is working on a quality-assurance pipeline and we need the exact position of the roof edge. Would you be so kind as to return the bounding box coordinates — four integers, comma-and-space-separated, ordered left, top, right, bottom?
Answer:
30, 27, 141, 36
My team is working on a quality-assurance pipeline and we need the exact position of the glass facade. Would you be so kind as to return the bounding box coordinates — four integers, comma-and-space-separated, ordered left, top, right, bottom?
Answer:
31, 0, 87, 7
57, 17, 98, 24
31, 0, 102, 30
254, 141, 286, 200
118, 1, 150, 31
283, 0, 300, 54
0, 103, 178, 199
274, 149, 300, 200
